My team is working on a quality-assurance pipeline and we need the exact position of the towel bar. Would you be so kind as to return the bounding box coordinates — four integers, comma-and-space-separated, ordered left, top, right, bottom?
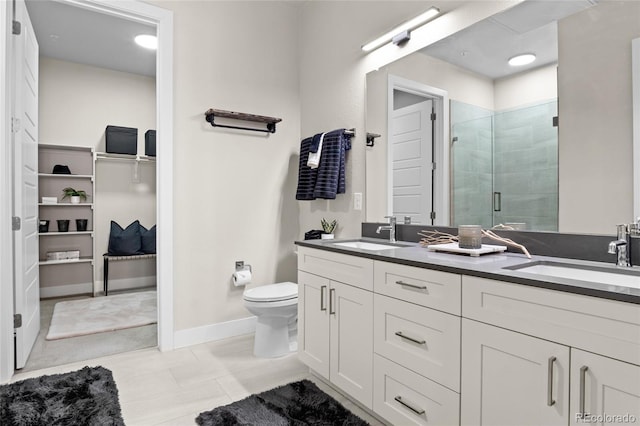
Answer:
205, 108, 282, 134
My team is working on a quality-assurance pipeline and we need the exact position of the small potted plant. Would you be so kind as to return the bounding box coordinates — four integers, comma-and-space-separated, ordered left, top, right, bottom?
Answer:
61, 187, 88, 204
321, 218, 337, 239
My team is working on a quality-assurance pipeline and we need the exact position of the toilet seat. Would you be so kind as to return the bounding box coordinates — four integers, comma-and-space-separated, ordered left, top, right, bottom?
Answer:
243, 282, 298, 303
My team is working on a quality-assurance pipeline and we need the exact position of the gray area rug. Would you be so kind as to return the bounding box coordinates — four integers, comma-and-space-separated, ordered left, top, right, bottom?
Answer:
196, 379, 369, 425
0, 366, 124, 426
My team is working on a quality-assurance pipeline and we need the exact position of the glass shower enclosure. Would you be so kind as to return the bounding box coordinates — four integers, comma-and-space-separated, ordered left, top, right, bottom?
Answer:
451, 100, 558, 231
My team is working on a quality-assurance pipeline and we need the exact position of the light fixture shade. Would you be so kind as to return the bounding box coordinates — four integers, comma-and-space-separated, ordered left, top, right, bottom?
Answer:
362, 6, 440, 52
508, 53, 536, 66
135, 34, 158, 50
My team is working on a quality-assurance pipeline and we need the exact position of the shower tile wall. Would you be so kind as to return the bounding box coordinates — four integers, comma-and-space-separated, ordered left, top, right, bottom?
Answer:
493, 101, 558, 231
451, 102, 493, 228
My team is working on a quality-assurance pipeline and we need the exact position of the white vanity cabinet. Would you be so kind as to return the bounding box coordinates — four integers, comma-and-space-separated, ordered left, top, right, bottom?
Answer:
372, 261, 462, 425
297, 244, 640, 426
297, 248, 374, 409
461, 275, 640, 426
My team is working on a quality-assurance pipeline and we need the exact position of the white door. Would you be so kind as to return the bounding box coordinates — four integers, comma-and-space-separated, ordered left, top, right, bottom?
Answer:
570, 349, 640, 425
461, 319, 569, 426
390, 100, 433, 224
329, 281, 373, 409
12, 0, 40, 370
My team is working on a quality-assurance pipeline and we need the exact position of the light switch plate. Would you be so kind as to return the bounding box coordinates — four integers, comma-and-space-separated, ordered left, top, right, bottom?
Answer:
354, 192, 362, 210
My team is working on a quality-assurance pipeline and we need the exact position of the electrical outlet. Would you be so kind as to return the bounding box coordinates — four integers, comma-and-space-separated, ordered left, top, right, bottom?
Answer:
354, 192, 362, 210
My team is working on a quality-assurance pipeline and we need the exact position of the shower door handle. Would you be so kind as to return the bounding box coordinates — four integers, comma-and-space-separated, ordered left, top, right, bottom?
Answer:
493, 192, 502, 212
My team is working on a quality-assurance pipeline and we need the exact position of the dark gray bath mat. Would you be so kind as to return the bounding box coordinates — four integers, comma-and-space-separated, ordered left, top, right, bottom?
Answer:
196, 379, 369, 425
0, 366, 124, 426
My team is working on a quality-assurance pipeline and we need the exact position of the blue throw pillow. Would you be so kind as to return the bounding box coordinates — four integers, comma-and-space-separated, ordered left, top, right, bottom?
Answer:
108, 220, 142, 255
140, 224, 156, 254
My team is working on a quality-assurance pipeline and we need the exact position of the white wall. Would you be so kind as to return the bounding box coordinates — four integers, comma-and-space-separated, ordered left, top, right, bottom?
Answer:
558, 1, 640, 233
148, 1, 300, 333
38, 57, 157, 294
494, 64, 557, 111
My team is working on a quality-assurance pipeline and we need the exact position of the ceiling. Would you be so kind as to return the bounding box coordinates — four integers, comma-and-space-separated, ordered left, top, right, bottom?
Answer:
420, 0, 597, 80
25, 0, 156, 77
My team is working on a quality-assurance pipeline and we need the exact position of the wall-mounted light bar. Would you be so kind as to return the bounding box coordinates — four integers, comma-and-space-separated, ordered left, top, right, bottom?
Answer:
362, 6, 440, 52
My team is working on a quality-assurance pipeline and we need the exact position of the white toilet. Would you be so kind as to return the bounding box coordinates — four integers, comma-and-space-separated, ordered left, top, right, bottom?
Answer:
243, 282, 298, 358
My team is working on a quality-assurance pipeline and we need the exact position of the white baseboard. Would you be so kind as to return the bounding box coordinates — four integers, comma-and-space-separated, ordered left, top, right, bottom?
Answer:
173, 316, 257, 349
40, 282, 92, 298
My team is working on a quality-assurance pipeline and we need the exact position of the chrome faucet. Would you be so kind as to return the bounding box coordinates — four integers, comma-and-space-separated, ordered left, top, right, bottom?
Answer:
608, 224, 631, 267
376, 216, 397, 243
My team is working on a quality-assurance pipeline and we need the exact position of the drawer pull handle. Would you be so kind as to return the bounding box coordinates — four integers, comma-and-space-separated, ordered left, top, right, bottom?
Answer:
320, 285, 327, 311
394, 396, 425, 416
395, 280, 427, 290
579, 365, 589, 417
395, 331, 426, 345
547, 356, 556, 406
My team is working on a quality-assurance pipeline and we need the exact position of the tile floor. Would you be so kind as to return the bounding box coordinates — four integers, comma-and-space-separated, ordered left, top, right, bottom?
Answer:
10, 334, 385, 426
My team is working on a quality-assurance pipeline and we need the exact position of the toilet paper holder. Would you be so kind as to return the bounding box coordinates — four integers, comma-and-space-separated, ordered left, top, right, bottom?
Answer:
235, 261, 252, 273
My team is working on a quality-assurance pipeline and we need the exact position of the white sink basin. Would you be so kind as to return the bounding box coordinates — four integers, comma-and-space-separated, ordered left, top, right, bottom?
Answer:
508, 262, 640, 289
332, 241, 401, 251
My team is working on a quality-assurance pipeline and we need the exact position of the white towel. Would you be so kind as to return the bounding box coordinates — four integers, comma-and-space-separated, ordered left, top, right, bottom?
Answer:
307, 132, 325, 169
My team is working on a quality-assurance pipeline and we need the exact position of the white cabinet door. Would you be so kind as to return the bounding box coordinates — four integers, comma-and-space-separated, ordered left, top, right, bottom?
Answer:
297, 271, 330, 379
461, 318, 569, 426
330, 281, 374, 409
570, 349, 640, 426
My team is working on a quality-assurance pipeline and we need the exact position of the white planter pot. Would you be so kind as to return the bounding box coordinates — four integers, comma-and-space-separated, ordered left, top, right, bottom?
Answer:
321, 233, 335, 240
70, 196, 80, 204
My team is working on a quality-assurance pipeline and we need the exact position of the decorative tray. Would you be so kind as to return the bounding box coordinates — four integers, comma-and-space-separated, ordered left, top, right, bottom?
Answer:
426, 243, 507, 257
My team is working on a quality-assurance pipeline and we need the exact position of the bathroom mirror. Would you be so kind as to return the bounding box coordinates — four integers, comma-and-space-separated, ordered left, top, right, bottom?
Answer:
365, 0, 640, 235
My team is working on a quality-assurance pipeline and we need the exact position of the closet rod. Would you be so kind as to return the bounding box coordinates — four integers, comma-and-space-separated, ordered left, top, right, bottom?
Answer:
205, 108, 282, 134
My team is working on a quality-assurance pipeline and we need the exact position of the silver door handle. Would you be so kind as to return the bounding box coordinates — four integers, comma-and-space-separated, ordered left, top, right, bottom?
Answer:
329, 288, 336, 315
395, 280, 427, 290
579, 365, 589, 417
394, 396, 425, 416
395, 331, 426, 345
493, 192, 502, 212
320, 285, 327, 311
547, 356, 556, 406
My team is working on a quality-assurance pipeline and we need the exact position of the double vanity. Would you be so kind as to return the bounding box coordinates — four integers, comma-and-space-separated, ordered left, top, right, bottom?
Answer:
295, 237, 640, 425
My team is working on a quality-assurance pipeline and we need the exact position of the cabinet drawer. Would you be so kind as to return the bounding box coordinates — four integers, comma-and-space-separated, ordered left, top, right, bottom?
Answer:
297, 247, 373, 290
374, 294, 460, 392
462, 275, 640, 366
374, 261, 461, 315
373, 354, 460, 426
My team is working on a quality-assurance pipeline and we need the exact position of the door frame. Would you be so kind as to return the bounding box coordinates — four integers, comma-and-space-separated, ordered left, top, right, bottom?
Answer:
387, 75, 449, 225
0, 0, 174, 383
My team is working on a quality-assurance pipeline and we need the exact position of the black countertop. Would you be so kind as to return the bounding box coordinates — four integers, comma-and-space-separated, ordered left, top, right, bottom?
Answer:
295, 238, 640, 304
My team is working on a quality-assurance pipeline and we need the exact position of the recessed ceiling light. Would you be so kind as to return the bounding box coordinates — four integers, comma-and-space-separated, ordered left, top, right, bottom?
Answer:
508, 53, 536, 66
134, 34, 157, 50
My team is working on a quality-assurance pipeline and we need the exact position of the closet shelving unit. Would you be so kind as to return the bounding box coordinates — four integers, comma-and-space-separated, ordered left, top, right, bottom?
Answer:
38, 144, 95, 296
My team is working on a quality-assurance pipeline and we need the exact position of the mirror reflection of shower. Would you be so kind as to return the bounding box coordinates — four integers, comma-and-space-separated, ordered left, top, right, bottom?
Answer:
451, 100, 558, 231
